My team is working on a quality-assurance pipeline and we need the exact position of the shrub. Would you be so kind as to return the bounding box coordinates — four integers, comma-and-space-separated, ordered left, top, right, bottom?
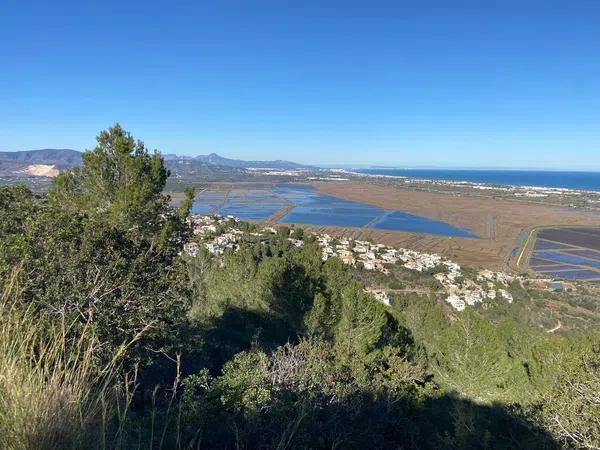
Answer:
0, 270, 127, 450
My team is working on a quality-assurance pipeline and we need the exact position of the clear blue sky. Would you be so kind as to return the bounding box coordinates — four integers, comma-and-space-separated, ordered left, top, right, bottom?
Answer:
1, 0, 599, 169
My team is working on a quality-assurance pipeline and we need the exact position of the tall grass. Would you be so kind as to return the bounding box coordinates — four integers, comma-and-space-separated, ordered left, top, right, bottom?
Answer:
0, 270, 123, 450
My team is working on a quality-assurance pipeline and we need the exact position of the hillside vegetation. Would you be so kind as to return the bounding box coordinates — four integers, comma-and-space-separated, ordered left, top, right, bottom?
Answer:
0, 125, 598, 450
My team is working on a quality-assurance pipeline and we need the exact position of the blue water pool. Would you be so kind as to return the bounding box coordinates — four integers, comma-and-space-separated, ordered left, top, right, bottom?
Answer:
564, 249, 600, 261
219, 204, 283, 220
533, 251, 600, 270
529, 229, 600, 281
529, 257, 564, 266
532, 264, 583, 272
533, 239, 576, 251
276, 185, 477, 236
280, 208, 377, 227
218, 190, 285, 220
541, 270, 600, 280
278, 187, 384, 228
191, 204, 216, 214
193, 189, 286, 220
191, 190, 226, 214
370, 211, 477, 237
193, 184, 479, 238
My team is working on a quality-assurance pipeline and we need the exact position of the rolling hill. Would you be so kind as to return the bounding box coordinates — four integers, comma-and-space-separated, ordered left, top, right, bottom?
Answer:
0, 149, 310, 177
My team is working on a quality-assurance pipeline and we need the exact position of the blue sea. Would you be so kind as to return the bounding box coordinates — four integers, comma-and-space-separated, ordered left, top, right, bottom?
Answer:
355, 169, 600, 192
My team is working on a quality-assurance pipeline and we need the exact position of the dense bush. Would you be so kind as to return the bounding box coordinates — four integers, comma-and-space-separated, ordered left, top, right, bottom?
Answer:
0, 125, 596, 449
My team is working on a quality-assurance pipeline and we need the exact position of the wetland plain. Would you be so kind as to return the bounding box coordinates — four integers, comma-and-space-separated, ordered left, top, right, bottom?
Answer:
186, 180, 600, 271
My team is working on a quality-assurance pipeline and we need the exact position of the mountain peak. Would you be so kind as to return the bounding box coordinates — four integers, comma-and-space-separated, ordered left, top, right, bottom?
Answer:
0, 149, 312, 174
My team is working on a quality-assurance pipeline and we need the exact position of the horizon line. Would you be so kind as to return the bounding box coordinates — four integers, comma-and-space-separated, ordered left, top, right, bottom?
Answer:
2, 148, 600, 172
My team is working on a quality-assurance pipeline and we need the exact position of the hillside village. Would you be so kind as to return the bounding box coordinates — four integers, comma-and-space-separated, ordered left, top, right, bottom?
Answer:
184, 214, 528, 311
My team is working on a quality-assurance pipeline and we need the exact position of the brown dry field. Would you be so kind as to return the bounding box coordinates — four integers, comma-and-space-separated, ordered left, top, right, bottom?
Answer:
313, 181, 600, 271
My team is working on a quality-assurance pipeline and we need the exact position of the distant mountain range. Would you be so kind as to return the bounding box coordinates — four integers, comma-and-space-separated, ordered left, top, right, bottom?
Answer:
0, 149, 311, 177
0, 149, 82, 168
163, 152, 311, 169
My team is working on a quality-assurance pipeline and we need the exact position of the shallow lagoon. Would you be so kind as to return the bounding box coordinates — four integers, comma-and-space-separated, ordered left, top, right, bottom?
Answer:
277, 185, 384, 228
219, 190, 285, 221
193, 184, 478, 238
192, 189, 285, 220
191, 190, 226, 215
278, 185, 476, 237
280, 206, 379, 228
370, 211, 477, 238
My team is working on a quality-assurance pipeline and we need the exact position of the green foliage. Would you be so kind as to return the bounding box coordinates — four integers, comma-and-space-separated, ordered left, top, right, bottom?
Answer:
0, 270, 123, 450
214, 350, 273, 417
1, 125, 192, 385
177, 339, 554, 449
2, 124, 596, 448
399, 298, 568, 404
539, 338, 600, 449
177, 186, 195, 219
290, 227, 304, 239
304, 292, 339, 339
334, 282, 413, 367
49, 124, 170, 237
0, 185, 39, 280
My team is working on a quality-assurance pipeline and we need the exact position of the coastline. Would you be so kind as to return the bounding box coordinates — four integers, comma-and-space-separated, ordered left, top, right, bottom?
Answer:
342, 168, 600, 195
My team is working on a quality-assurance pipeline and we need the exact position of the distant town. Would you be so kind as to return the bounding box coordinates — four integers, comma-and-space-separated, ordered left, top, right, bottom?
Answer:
183, 214, 599, 319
